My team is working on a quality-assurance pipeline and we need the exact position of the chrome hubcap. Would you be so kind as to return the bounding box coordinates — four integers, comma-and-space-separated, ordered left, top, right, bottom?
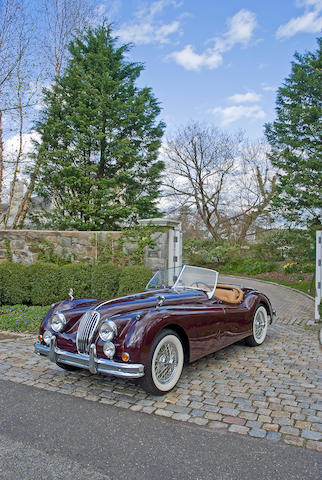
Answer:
154, 342, 178, 384
254, 310, 267, 341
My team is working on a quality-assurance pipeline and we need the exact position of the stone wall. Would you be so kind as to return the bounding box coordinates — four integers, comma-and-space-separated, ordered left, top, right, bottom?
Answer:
0, 219, 182, 271
0, 230, 121, 265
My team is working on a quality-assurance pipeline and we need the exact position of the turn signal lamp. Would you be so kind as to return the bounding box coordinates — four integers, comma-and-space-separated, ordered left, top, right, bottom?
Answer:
122, 352, 130, 362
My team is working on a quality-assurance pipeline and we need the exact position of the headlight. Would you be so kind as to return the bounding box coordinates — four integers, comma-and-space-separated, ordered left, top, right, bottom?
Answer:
43, 330, 54, 345
99, 320, 117, 341
103, 341, 115, 359
50, 313, 67, 332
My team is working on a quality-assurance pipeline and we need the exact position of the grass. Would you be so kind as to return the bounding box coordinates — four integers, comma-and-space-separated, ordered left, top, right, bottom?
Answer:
255, 278, 314, 296
0, 304, 50, 333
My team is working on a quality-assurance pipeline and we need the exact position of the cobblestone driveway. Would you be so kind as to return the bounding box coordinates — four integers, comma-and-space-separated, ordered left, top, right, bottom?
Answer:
0, 321, 321, 452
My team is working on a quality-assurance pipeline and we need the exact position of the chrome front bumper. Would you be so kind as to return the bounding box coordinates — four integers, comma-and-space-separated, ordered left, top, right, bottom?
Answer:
34, 338, 144, 378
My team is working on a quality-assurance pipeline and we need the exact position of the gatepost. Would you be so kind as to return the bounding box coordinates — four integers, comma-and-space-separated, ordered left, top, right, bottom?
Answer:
138, 218, 182, 272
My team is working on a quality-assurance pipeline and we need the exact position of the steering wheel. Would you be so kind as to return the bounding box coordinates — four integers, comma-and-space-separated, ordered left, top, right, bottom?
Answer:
191, 281, 212, 292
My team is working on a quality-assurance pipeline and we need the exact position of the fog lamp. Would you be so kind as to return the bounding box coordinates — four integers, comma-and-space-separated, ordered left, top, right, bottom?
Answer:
103, 341, 115, 359
43, 330, 54, 345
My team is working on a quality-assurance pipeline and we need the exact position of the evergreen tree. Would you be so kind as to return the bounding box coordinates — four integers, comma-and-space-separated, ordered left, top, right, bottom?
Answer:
265, 38, 322, 228
34, 24, 165, 230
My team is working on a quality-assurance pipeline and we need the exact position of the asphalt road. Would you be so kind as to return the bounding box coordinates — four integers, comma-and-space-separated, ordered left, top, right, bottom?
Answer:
0, 379, 321, 480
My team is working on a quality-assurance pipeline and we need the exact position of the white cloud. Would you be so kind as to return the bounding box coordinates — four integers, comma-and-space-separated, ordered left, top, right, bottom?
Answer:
169, 9, 257, 71
261, 83, 276, 92
169, 44, 222, 70
116, 0, 182, 45
227, 92, 261, 103
276, 0, 322, 38
212, 105, 265, 126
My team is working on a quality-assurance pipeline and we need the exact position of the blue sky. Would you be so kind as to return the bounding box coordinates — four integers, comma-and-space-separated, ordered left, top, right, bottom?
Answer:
95, 0, 321, 139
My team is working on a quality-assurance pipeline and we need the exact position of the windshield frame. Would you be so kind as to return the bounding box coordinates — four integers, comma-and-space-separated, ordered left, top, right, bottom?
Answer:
173, 265, 218, 299
146, 265, 218, 299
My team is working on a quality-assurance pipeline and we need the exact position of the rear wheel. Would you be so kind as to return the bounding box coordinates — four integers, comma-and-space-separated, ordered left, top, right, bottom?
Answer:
245, 305, 268, 347
139, 329, 184, 395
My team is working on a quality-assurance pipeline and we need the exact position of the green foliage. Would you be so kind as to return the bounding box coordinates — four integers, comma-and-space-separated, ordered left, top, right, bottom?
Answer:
0, 263, 29, 305
35, 239, 74, 265
34, 24, 165, 231
265, 38, 322, 227
253, 229, 315, 263
118, 265, 152, 296
223, 259, 278, 275
28, 263, 62, 305
95, 225, 160, 267
0, 305, 50, 332
183, 238, 243, 266
60, 264, 92, 298
4, 240, 13, 262
91, 263, 121, 299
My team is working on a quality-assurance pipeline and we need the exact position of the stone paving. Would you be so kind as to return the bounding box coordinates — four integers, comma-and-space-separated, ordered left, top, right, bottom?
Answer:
0, 321, 321, 452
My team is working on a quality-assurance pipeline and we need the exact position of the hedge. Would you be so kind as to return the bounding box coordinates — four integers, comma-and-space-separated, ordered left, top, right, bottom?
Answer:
0, 262, 151, 306
28, 263, 63, 306
91, 263, 121, 299
0, 263, 30, 305
117, 265, 152, 296
60, 264, 92, 299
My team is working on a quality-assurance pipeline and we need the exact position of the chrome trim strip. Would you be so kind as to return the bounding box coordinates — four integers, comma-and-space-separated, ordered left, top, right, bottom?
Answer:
34, 342, 144, 379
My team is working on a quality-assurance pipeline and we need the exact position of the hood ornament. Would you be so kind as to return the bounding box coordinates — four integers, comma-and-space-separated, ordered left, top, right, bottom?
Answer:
157, 295, 165, 308
69, 288, 74, 301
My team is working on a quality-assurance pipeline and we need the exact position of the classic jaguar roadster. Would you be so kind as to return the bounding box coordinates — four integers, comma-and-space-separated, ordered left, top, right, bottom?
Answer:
35, 265, 275, 394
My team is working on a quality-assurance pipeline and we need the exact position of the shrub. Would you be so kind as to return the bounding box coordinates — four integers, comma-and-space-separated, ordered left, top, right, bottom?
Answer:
117, 265, 152, 296
223, 259, 278, 275
91, 263, 121, 299
59, 264, 92, 299
0, 262, 30, 305
253, 229, 315, 263
183, 238, 244, 266
29, 263, 62, 305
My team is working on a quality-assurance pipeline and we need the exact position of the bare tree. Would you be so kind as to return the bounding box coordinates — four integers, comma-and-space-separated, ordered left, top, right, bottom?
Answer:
163, 122, 276, 243
44, 0, 91, 79
0, 0, 22, 207
12, 0, 92, 228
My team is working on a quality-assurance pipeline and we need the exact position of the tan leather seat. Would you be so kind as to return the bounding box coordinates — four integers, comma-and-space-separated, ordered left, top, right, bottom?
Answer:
214, 284, 244, 303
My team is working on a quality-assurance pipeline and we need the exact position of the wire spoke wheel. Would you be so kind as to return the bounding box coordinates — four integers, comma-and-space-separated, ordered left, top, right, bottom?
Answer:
154, 342, 179, 384
140, 330, 184, 395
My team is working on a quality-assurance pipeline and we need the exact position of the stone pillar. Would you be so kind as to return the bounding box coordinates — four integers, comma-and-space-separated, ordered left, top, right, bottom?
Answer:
139, 218, 182, 272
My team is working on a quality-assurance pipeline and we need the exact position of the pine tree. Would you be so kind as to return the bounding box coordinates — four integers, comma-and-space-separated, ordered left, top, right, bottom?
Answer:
34, 24, 165, 230
265, 38, 322, 228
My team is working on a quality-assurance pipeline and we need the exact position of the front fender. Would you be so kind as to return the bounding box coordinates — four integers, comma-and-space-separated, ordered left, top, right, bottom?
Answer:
119, 309, 175, 366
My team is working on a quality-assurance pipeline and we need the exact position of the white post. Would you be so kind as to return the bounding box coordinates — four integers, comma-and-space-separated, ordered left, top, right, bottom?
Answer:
315, 230, 322, 322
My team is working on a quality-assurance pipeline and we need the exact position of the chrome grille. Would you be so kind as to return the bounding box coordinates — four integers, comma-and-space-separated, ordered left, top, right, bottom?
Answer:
76, 310, 100, 354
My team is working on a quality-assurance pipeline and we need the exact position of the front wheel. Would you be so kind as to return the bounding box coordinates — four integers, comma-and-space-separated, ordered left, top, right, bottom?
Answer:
139, 329, 184, 395
245, 305, 268, 347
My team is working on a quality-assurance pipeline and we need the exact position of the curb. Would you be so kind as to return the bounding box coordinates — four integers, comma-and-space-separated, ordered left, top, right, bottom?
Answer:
219, 274, 315, 302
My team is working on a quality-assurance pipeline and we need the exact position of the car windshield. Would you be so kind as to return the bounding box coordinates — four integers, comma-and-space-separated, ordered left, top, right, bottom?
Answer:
146, 265, 218, 299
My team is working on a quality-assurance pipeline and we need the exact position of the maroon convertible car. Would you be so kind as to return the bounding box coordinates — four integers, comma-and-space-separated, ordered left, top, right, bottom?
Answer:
35, 265, 275, 395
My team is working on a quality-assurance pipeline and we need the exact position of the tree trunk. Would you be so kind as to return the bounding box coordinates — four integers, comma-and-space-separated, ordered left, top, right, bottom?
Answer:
0, 110, 3, 207
3, 77, 24, 228
12, 157, 40, 229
